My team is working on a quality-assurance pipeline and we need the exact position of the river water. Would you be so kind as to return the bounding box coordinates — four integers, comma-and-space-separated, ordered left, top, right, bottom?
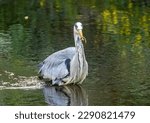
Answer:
0, 0, 150, 105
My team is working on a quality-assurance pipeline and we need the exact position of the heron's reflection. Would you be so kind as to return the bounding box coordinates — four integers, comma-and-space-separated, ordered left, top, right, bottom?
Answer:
43, 84, 88, 106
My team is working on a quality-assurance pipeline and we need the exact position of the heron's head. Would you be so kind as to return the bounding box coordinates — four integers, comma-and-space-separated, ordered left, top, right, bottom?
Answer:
74, 22, 86, 43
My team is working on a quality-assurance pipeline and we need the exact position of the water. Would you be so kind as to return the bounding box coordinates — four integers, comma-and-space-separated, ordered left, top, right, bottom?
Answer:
0, 0, 150, 106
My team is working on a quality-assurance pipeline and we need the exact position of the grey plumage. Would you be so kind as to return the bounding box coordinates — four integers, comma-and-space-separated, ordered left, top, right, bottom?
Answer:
38, 22, 88, 86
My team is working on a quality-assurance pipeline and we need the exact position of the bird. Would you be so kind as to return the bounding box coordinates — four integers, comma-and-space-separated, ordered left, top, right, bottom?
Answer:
38, 22, 88, 86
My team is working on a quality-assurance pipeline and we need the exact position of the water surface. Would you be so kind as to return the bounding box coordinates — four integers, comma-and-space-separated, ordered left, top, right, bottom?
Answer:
0, 0, 150, 105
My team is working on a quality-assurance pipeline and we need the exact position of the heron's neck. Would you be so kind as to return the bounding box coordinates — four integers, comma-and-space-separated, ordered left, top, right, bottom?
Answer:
74, 35, 84, 52
73, 28, 84, 51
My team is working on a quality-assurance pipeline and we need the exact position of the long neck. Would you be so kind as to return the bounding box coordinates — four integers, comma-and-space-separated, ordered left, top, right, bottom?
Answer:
71, 27, 87, 82
73, 27, 85, 54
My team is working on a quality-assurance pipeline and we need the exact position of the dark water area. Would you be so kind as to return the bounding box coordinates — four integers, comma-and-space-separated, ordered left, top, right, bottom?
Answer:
0, 0, 150, 105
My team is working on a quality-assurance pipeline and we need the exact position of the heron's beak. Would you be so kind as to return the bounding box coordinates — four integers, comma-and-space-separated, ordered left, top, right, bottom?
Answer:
78, 29, 87, 43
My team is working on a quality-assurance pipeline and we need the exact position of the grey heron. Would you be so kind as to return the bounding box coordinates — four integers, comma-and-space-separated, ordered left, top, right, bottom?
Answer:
38, 22, 88, 86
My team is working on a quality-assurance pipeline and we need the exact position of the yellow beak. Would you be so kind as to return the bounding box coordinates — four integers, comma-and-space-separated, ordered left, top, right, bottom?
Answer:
78, 29, 86, 43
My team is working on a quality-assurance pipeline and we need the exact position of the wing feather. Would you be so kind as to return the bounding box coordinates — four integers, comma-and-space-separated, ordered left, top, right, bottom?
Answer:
39, 47, 76, 82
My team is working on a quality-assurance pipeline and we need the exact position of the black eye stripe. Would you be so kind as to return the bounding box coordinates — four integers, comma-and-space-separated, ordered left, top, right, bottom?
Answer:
75, 24, 78, 29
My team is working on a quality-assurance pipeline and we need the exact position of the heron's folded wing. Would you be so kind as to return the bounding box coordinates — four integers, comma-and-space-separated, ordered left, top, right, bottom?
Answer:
39, 47, 76, 79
